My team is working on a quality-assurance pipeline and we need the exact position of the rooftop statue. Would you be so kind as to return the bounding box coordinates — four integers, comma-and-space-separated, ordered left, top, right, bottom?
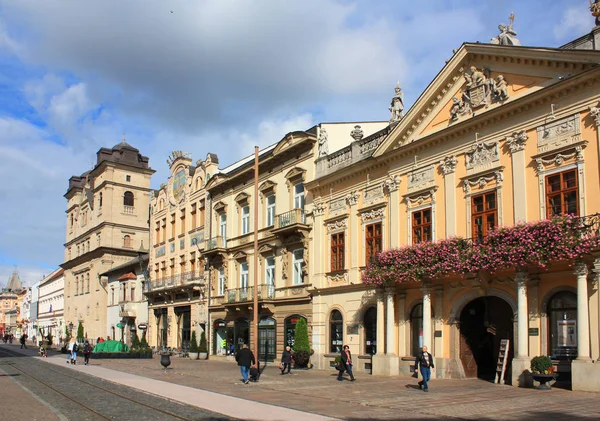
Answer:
389, 82, 404, 125
318, 127, 329, 157
592, 0, 600, 26
490, 13, 521, 46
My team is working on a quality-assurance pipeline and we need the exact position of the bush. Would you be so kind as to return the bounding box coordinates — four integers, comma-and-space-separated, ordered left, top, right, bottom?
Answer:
292, 318, 311, 368
64, 326, 70, 341
189, 331, 199, 353
530, 356, 554, 374
76, 322, 84, 342
131, 332, 141, 350
140, 331, 150, 349
199, 331, 208, 353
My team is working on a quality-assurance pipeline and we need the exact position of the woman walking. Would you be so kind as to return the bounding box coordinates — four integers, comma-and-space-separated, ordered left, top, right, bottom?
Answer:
280, 346, 292, 375
66, 338, 74, 364
337, 345, 355, 381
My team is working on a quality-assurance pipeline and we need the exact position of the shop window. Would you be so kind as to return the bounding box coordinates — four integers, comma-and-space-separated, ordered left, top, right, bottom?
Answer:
546, 169, 578, 217
331, 232, 345, 272
365, 222, 382, 264
471, 192, 497, 241
124, 191, 134, 207
330, 310, 343, 353
412, 208, 432, 244
548, 291, 577, 358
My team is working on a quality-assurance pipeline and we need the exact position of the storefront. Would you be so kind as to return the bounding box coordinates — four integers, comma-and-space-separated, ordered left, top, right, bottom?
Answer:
258, 317, 276, 361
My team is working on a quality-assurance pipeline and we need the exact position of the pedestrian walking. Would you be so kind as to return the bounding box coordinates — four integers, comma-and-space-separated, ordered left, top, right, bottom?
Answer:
20, 335, 27, 349
83, 341, 92, 365
414, 345, 435, 392
71, 340, 79, 365
337, 345, 355, 382
66, 338, 74, 363
280, 346, 293, 375
235, 343, 255, 385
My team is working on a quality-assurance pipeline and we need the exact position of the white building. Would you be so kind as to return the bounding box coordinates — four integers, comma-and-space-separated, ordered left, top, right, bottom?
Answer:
38, 269, 65, 347
18, 287, 32, 339
30, 280, 40, 340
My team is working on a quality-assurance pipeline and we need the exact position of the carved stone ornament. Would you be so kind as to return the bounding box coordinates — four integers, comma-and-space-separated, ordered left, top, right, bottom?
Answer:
318, 127, 329, 157
364, 183, 385, 205
466, 141, 500, 170
389, 82, 404, 125
589, 102, 600, 127
345, 191, 360, 206
505, 130, 529, 153
382, 175, 401, 193
327, 219, 347, 232
536, 114, 581, 154
360, 207, 385, 222
406, 188, 436, 209
350, 125, 364, 142
281, 248, 288, 279
489, 13, 521, 46
327, 271, 348, 285
463, 170, 504, 194
535, 145, 585, 173
329, 196, 346, 214
451, 67, 509, 121
313, 201, 326, 216
439, 155, 458, 175
408, 165, 434, 192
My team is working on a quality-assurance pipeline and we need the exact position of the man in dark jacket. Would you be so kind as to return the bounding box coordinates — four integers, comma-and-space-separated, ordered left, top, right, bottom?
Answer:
414, 345, 435, 392
280, 346, 292, 375
235, 344, 255, 384
337, 345, 355, 381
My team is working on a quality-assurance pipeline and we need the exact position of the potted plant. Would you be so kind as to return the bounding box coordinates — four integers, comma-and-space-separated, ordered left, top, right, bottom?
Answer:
198, 331, 208, 360
189, 331, 199, 360
291, 318, 313, 368
530, 356, 556, 390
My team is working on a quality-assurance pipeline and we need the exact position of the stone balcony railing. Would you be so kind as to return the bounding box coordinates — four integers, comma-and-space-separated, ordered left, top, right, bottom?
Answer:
274, 208, 306, 229
147, 270, 205, 292
205, 236, 227, 251
226, 284, 276, 304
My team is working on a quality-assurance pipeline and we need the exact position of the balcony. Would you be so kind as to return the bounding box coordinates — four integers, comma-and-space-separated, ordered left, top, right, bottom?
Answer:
147, 270, 205, 292
203, 236, 227, 256
119, 302, 136, 318
123, 205, 135, 215
272, 209, 309, 238
225, 284, 276, 304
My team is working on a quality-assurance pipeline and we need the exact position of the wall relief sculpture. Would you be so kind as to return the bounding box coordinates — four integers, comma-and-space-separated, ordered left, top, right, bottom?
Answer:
450, 67, 509, 122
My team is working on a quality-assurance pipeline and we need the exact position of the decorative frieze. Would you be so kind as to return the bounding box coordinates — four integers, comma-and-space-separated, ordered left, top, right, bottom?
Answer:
439, 155, 458, 175
327, 219, 347, 232
589, 102, 600, 127
536, 113, 581, 154
327, 271, 349, 285
363, 183, 385, 205
466, 141, 500, 172
313, 201, 326, 216
383, 175, 401, 193
329, 197, 346, 214
535, 145, 585, 173
408, 165, 435, 192
463, 169, 504, 194
345, 191, 360, 206
505, 130, 529, 153
360, 207, 385, 223
406, 188, 437, 209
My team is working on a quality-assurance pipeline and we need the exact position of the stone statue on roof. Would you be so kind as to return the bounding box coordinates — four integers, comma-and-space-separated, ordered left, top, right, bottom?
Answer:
318, 127, 329, 157
490, 13, 521, 46
592, 0, 600, 26
389, 82, 404, 124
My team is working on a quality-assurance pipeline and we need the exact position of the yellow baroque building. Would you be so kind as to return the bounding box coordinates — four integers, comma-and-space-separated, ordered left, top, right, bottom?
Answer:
306, 36, 600, 391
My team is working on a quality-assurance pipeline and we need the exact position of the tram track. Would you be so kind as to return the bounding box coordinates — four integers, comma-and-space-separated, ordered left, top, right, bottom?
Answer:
0, 346, 226, 420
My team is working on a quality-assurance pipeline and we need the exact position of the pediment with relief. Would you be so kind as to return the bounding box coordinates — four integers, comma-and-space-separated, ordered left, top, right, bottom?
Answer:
372, 43, 600, 158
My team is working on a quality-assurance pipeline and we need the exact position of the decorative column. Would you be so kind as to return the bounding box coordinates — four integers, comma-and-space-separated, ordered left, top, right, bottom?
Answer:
594, 258, 600, 362
421, 284, 432, 349
397, 292, 407, 356
439, 156, 457, 237
506, 131, 529, 223
575, 263, 591, 360
385, 287, 396, 355
515, 271, 529, 358
376, 291, 385, 355
346, 191, 360, 284
384, 176, 401, 248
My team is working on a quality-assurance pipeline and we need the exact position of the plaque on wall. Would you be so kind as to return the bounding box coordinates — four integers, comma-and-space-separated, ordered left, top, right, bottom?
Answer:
434, 330, 442, 338
528, 328, 539, 336
347, 324, 359, 335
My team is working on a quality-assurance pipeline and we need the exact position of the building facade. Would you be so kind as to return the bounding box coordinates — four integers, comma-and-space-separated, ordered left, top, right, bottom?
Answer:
101, 255, 149, 345
0, 269, 24, 336
38, 268, 65, 346
62, 140, 154, 341
146, 152, 219, 350
306, 25, 600, 392
30, 280, 40, 340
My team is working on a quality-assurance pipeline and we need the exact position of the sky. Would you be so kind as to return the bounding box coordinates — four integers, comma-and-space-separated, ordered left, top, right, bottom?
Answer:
0, 0, 593, 288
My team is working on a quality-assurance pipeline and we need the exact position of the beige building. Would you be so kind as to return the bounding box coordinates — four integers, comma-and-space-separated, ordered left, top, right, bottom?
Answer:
0, 270, 23, 336
306, 22, 600, 392
146, 152, 219, 350
62, 140, 154, 341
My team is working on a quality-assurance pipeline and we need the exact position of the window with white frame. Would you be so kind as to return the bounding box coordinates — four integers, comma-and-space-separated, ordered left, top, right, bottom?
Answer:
218, 267, 226, 296
219, 213, 227, 245
266, 256, 275, 296
266, 195, 276, 227
292, 249, 304, 285
294, 183, 305, 210
241, 205, 250, 234
240, 262, 249, 289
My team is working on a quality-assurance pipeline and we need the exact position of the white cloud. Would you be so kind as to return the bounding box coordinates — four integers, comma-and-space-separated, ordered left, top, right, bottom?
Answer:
554, 7, 591, 41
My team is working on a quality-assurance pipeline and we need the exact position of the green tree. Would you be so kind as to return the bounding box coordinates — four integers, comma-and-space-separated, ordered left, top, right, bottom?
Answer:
140, 331, 149, 349
131, 331, 141, 350
64, 325, 70, 341
292, 318, 311, 368
199, 331, 208, 353
76, 322, 84, 342
189, 331, 199, 353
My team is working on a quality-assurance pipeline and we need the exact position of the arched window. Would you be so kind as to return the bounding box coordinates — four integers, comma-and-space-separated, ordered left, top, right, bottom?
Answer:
330, 310, 343, 353
123, 235, 132, 248
411, 304, 423, 357
364, 307, 377, 355
548, 291, 577, 358
124, 191, 134, 207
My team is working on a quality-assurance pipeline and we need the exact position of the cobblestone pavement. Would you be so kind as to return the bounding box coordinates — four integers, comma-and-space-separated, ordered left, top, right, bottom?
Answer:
79, 353, 600, 420
0, 346, 233, 421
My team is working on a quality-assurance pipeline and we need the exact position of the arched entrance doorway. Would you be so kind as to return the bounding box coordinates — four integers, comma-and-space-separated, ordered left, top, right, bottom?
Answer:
459, 296, 514, 382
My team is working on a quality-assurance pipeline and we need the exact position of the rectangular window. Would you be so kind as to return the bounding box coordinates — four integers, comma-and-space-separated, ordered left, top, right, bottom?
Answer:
293, 249, 304, 285
294, 183, 305, 210
546, 169, 578, 217
242, 205, 250, 235
266, 256, 275, 287
471, 192, 497, 241
162, 219, 167, 242
219, 214, 227, 242
122, 283, 127, 302
191, 204, 197, 230
170, 214, 176, 239
365, 222, 383, 263
240, 263, 249, 289
199, 202, 205, 227
266, 195, 276, 227
412, 208, 432, 245
180, 210, 186, 235
218, 267, 226, 296
190, 253, 196, 275
131, 287, 135, 301
330, 232, 345, 272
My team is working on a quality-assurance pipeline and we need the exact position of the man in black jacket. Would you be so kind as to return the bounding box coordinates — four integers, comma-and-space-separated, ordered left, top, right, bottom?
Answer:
338, 345, 355, 381
414, 346, 434, 392
235, 344, 255, 384
280, 346, 292, 375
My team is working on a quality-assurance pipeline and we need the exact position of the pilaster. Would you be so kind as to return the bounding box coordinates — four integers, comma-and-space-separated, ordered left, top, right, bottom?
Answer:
506, 130, 529, 223
439, 156, 457, 237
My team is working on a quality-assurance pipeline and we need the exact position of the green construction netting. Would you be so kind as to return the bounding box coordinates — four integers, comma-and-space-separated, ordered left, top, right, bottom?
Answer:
92, 340, 130, 353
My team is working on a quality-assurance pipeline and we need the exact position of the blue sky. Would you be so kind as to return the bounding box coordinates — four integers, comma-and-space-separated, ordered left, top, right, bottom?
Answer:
0, 0, 593, 287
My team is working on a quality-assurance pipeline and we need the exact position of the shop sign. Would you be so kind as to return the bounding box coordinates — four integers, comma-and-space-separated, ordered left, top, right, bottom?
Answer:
138, 323, 148, 330
214, 321, 226, 328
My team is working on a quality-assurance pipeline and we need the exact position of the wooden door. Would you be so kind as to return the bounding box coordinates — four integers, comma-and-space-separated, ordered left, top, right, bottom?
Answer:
460, 333, 478, 378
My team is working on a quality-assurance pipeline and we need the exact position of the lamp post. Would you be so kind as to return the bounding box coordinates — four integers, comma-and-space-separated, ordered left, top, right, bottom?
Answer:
192, 237, 210, 358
